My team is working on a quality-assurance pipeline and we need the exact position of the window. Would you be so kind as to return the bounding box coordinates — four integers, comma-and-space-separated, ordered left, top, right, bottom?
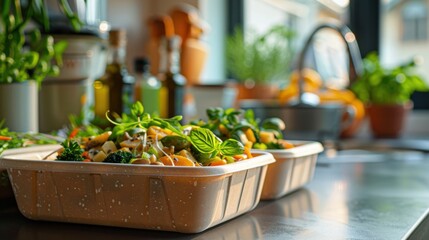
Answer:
401, 1, 428, 41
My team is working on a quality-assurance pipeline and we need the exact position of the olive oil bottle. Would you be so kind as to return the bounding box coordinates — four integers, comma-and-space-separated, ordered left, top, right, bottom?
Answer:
94, 29, 135, 118
158, 36, 186, 118
134, 57, 161, 115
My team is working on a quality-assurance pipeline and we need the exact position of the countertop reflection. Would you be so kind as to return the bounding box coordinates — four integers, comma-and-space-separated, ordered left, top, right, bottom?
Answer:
2, 149, 429, 239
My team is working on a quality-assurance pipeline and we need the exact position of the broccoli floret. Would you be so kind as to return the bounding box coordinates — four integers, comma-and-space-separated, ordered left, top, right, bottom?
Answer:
104, 151, 134, 164
57, 140, 84, 161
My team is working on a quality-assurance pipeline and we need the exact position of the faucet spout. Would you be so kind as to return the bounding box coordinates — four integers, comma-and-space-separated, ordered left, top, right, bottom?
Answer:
296, 22, 363, 105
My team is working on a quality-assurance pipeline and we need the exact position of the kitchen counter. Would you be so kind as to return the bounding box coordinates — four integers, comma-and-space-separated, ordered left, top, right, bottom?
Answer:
1, 144, 429, 239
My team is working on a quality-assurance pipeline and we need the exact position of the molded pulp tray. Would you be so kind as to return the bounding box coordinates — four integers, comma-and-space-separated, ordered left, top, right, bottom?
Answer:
0, 146, 275, 233
261, 141, 324, 200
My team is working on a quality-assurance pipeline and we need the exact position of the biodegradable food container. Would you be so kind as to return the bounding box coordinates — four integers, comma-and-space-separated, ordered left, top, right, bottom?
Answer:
0, 146, 275, 233
261, 141, 324, 200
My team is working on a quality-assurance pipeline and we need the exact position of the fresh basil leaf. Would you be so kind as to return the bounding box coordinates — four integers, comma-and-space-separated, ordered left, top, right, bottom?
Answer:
220, 139, 244, 156
190, 128, 219, 153
209, 150, 219, 159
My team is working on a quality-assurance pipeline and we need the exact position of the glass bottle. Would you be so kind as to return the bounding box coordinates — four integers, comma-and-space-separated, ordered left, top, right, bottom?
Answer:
158, 36, 187, 118
134, 57, 161, 115
93, 29, 135, 118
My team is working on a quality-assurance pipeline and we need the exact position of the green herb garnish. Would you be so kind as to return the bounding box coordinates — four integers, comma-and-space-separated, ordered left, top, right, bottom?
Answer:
57, 140, 84, 161
104, 151, 134, 164
106, 102, 183, 139
190, 128, 244, 158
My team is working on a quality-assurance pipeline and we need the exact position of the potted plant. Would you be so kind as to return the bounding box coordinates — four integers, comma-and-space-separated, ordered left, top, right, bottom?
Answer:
0, 0, 77, 132
350, 52, 428, 138
226, 25, 296, 100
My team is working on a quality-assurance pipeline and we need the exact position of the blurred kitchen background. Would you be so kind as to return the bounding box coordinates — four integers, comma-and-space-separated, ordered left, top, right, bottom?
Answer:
104, 0, 429, 138
1, 0, 429, 139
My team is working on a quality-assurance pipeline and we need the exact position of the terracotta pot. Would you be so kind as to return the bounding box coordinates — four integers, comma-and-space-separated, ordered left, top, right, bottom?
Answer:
366, 101, 413, 138
236, 81, 279, 101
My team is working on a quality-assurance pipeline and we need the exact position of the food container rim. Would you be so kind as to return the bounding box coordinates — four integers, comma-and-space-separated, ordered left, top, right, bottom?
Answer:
262, 140, 324, 158
0, 145, 275, 177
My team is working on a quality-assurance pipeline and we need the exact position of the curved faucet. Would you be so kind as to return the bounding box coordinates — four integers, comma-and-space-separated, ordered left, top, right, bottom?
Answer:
296, 22, 363, 105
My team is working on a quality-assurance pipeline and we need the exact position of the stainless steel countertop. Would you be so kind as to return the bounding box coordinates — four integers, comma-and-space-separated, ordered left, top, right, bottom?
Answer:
1, 144, 429, 239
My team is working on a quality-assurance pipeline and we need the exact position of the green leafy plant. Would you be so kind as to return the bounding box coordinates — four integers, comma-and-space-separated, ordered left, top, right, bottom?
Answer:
0, 0, 80, 85
351, 52, 428, 104
226, 25, 296, 84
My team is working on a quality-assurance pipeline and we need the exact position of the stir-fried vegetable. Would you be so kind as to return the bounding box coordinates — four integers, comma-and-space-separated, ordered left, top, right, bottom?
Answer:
56, 102, 249, 166
0, 136, 12, 141
0, 120, 61, 186
191, 108, 294, 150
0, 120, 60, 155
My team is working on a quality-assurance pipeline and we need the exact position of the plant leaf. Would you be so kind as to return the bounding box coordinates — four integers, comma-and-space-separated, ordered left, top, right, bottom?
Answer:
189, 128, 219, 154
220, 139, 244, 156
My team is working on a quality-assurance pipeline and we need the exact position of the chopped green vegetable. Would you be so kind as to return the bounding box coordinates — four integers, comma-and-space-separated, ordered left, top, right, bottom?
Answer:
104, 151, 134, 164
0, 120, 59, 155
57, 140, 84, 161
160, 135, 191, 152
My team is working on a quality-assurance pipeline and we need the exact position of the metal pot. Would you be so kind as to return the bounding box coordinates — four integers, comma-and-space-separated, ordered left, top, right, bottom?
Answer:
43, 0, 105, 35
239, 99, 355, 141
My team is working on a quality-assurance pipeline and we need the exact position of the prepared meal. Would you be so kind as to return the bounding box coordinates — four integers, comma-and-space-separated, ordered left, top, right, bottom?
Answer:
191, 107, 294, 150
54, 102, 253, 167
192, 108, 324, 200
0, 146, 274, 233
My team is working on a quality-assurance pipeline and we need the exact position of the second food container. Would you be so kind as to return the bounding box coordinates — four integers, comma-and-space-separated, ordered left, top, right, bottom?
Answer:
261, 141, 324, 200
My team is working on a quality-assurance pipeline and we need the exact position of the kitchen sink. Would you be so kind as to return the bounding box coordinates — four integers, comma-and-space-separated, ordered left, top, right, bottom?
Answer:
336, 138, 429, 153
318, 138, 429, 164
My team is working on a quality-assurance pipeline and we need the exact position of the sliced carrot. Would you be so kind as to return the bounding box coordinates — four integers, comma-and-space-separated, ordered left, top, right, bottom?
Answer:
279, 139, 294, 149
244, 141, 253, 159
209, 159, 227, 166
68, 127, 80, 139
233, 154, 247, 161
159, 155, 175, 166
0, 136, 12, 141
159, 155, 195, 167
82, 151, 89, 159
